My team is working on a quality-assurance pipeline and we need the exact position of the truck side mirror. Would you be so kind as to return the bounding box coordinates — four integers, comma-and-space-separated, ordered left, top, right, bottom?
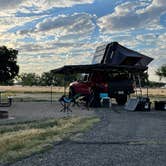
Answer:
83, 74, 89, 81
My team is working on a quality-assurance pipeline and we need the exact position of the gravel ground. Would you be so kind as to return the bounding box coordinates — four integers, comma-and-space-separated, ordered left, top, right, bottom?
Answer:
2, 105, 166, 166
0, 102, 95, 124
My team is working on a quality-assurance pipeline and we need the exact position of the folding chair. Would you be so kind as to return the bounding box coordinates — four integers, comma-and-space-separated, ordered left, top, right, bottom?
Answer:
59, 95, 73, 112
59, 93, 86, 112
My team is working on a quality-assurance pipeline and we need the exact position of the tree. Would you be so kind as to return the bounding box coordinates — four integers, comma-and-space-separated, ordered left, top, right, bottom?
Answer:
19, 73, 40, 86
0, 46, 19, 84
40, 72, 57, 86
156, 64, 166, 80
39, 72, 81, 86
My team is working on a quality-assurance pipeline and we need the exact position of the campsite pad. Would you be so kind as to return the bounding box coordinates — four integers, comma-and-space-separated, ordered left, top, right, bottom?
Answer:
0, 102, 95, 124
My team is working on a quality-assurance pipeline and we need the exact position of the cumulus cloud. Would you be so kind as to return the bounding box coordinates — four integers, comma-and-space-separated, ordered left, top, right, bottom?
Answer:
0, 15, 39, 33
27, 0, 94, 9
97, 0, 166, 33
17, 41, 96, 74
0, 0, 94, 12
18, 13, 96, 41
36, 13, 95, 35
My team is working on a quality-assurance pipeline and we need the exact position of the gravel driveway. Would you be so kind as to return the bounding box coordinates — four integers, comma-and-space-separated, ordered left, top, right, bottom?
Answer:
2, 105, 166, 166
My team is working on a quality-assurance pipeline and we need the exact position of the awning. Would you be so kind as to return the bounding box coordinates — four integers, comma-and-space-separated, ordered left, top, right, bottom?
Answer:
51, 64, 148, 74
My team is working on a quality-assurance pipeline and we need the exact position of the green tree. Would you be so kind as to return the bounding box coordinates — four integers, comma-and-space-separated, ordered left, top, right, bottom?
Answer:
156, 64, 166, 80
40, 71, 80, 86
0, 46, 19, 84
19, 73, 40, 86
40, 72, 57, 86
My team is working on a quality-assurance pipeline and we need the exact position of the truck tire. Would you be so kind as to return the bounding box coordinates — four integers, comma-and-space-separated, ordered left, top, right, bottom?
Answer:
69, 87, 75, 98
116, 95, 127, 105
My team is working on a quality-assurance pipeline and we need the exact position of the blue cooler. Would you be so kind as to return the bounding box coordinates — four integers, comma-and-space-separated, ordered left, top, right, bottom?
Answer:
100, 93, 110, 108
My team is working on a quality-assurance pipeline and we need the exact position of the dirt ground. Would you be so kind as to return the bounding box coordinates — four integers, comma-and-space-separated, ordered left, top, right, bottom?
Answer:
0, 102, 95, 124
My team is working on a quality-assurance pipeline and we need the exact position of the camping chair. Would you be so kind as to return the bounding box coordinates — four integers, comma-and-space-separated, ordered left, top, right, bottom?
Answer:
59, 95, 73, 112
58, 93, 84, 112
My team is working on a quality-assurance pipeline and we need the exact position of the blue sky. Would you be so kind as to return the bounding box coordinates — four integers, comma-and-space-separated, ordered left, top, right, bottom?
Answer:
0, 0, 166, 81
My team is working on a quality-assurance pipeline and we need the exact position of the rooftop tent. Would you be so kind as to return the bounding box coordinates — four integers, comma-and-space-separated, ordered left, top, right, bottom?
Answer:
51, 42, 153, 74
93, 42, 153, 67
92, 44, 107, 64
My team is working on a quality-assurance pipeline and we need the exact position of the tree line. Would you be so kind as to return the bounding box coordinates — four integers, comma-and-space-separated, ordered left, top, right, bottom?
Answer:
15, 72, 80, 86
0, 71, 80, 86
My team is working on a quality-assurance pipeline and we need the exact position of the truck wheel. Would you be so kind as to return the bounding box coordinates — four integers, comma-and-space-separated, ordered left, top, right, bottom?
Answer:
116, 95, 127, 105
69, 87, 75, 98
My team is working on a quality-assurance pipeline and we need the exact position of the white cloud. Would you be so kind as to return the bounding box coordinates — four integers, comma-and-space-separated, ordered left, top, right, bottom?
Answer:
17, 13, 96, 43
17, 42, 95, 74
36, 13, 95, 36
0, 12, 97, 75
0, 0, 94, 14
97, 0, 166, 33
0, 15, 39, 33
26, 0, 94, 9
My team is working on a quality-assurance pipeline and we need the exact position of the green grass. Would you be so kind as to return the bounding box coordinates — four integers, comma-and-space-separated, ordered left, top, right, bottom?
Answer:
0, 117, 100, 164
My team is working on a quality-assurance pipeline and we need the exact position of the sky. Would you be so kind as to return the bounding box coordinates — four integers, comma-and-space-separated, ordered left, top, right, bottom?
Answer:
0, 0, 166, 82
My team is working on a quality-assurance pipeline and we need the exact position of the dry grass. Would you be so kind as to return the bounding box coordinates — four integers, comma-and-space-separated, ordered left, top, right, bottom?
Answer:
0, 86, 165, 102
0, 86, 165, 95
0, 86, 65, 93
0, 117, 100, 164
141, 88, 166, 96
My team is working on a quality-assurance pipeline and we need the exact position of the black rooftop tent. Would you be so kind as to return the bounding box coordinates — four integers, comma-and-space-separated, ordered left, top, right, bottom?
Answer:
51, 42, 153, 74
92, 42, 153, 67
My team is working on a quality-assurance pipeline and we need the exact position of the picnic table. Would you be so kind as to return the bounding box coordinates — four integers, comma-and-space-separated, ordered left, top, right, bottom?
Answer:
0, 90, 5, 102
0, 90, 12, 107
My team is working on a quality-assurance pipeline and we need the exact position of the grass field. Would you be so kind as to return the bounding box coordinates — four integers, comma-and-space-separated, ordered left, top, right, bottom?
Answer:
0, 116, 99, 164
0, 85, 165, 95
0, 86, 165, 102
0, 85, 65, 93
0, 86, 64, 102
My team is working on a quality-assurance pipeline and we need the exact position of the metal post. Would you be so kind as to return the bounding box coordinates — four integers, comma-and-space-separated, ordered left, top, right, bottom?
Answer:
146, 70, 149, 98
64, 74, 66, 95
132, 74, 137, 97
51, 85, 52, 103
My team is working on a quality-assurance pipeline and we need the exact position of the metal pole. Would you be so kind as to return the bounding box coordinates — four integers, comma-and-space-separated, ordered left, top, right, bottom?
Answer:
64, 74, 66, 95
51, 85, 53, 103
146, 70, 149, 98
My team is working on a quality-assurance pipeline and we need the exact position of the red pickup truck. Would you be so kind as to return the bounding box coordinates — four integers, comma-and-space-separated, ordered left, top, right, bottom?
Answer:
69, 71, 134, 105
